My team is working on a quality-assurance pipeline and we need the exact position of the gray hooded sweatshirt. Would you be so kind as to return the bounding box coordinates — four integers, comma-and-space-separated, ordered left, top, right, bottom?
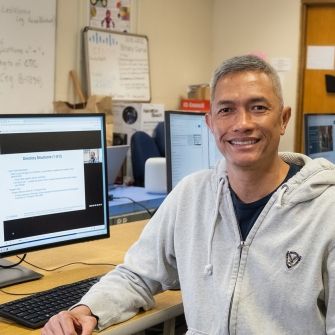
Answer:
79, 152, 335, 334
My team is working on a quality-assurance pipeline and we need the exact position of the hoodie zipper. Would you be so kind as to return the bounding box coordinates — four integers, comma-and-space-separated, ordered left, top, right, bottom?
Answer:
227, 231, 246, 335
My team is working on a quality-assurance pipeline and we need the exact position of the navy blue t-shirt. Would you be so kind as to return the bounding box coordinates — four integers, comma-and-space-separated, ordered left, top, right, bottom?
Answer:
230, 164, 301, 241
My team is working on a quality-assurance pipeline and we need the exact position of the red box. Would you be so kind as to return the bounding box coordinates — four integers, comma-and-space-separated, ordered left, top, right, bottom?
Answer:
180, 99, 210, 112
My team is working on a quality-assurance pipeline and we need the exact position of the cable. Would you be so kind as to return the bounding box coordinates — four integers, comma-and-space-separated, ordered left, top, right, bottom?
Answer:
110, 195, 154, 217
0, 288, 37, 296
0, 259, 118, 296
19, 258, 118, 272
0, 254, 26, 268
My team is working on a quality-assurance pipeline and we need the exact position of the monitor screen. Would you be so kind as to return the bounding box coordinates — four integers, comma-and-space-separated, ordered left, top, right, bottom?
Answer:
0, 113, 110, 260
304, 113, 335, 163
165, 111, 223, 192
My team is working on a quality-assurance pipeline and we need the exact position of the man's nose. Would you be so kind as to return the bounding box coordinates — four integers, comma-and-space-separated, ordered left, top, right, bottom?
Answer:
232, 109, 253, 131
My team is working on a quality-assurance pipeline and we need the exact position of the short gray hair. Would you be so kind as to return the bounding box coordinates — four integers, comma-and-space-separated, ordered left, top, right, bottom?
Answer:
210, 55, 283, 106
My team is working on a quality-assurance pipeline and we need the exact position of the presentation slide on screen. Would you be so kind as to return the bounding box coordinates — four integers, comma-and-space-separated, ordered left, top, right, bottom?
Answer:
170, 117, 209, 186
170, 115, 222, 187
0, 150, 85, 221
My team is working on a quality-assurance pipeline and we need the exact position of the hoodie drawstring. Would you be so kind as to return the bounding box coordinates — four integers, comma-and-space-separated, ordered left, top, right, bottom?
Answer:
204, 177, 225, 276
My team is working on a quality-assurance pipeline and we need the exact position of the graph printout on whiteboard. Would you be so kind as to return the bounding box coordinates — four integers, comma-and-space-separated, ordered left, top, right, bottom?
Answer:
84, 27, 151, 102
0, 0, 56, 114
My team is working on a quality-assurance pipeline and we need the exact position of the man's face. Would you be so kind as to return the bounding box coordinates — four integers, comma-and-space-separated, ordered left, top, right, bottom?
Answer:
206, 71, 290, 172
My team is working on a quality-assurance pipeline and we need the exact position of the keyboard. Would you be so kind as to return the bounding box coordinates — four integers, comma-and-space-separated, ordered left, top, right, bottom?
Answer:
0, 276, 100, 329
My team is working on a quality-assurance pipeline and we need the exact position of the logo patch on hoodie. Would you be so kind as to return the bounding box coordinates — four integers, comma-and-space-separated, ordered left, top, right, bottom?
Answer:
286, 251, 302, 269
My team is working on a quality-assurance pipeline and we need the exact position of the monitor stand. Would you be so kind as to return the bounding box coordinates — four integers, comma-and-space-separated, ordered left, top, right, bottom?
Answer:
0, 259, 43, 288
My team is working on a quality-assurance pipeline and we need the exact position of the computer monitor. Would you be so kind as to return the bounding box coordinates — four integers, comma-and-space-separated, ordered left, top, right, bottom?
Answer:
0, 113, 110, 288
165, 110, 223, 192
304, 113, 335, 163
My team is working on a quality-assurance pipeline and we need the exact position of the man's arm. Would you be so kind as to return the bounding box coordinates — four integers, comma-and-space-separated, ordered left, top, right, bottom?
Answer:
43, 191, 180, 333
74, 194, 180, 330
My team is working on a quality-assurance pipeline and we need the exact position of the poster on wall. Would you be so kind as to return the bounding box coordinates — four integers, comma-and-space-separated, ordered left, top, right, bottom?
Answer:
89, 0, 131, 33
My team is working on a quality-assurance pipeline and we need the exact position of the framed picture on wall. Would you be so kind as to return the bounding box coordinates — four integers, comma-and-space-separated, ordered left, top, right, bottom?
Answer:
88, 0, 136, 33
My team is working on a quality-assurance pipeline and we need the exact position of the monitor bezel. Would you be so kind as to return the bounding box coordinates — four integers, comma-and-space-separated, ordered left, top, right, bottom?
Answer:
165, 110, 206, 193
0, 113, 110, 258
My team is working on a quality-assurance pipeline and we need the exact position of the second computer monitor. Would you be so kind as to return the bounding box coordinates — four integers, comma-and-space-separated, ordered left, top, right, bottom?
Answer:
304, 113, 335, 163
165, 110, 223, 192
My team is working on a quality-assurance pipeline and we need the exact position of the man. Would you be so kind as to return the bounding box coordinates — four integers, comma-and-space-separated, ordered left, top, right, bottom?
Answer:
42, 55, 335, 334
89, 151, 96, 163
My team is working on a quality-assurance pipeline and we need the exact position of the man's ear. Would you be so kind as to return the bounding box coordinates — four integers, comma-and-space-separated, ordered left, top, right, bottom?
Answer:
280, 106, 291, 135
205, 111, 214, 133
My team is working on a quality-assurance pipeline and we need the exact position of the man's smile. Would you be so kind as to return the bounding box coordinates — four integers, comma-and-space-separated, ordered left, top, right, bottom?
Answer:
228, 138, 260, 146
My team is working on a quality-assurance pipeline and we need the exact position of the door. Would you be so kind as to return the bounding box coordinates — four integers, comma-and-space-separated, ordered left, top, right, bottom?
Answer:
295, 1, 335, 152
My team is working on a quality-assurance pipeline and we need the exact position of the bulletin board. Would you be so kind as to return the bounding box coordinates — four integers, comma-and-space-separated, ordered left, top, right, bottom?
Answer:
83, 27, 151, 102
0, 0, 56, 114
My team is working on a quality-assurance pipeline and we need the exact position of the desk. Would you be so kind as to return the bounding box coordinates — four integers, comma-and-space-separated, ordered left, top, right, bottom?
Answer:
109, 186, 166, 224
0, 221, 183, 335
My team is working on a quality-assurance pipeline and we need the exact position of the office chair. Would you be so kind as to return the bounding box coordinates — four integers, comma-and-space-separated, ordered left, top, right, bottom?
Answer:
153, 122, 165, 156
131, 131, 161, 186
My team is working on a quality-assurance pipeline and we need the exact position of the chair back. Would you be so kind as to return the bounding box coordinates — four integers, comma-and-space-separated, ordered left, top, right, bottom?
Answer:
131, 131, 161, 186
153, 122, 165, 157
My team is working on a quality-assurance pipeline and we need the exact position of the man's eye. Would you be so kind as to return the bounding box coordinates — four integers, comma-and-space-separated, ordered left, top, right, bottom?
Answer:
218, 107, 233, 114
252, 105, 269, 112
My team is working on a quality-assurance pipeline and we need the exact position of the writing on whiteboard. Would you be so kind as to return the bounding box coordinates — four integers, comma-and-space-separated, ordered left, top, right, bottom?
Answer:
85, 29, 151, 101
0, 0, 56, 113
0, 40, 44, 90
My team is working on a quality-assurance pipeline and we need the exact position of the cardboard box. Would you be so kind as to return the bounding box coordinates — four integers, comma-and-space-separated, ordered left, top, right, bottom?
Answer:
187, 84, 210, 100
112, 102, 165, 179
53, 95, 114, 146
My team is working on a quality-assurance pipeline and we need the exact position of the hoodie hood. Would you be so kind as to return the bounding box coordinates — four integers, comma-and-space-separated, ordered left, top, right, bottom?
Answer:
211, 152, 335, 205
203, 152, 335, 276
278, 152, 335, 205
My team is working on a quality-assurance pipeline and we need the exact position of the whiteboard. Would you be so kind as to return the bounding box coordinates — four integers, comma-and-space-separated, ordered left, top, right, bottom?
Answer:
84, 27, 151, 102
0, 0, 56, 114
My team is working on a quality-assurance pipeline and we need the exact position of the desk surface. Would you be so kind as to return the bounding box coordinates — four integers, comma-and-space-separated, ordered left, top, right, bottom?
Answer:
109, 186, 166, 217
0, 221, 183, 335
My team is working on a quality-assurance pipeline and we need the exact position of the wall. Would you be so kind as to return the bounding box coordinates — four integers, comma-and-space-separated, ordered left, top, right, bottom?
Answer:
135, 0, 213, 108
55, 0, 301, 151
211, 0, 301, 151
55, 0, 213, 109
55, 0, 87, 103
